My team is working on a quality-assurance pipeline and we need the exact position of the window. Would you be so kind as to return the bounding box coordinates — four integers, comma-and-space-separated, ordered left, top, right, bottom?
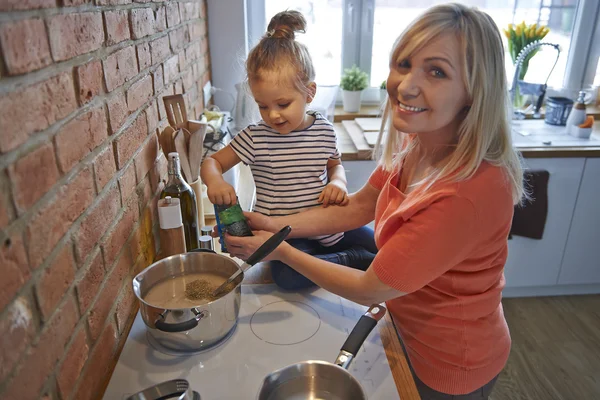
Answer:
255, 0, 599, 103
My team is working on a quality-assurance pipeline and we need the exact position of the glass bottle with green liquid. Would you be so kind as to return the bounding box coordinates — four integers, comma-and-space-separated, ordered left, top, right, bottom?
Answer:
160, 152, 200, 250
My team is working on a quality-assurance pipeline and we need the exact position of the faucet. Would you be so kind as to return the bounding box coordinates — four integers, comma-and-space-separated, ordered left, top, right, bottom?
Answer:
509, 41, 561, 119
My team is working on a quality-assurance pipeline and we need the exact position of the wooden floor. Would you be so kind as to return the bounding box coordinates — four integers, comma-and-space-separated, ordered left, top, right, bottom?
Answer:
492, 295, 600, 400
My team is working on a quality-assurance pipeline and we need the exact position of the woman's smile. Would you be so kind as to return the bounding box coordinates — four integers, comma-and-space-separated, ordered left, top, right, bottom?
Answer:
396, 100, 428, 114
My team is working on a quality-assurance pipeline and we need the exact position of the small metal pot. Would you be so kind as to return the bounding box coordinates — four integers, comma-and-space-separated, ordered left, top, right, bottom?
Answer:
126, 379, 199, 400
257, 304, 387, 400
133, 249, 243, 354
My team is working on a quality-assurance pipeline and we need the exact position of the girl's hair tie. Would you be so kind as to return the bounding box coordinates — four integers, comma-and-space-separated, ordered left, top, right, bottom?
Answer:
266, 29, 275, 37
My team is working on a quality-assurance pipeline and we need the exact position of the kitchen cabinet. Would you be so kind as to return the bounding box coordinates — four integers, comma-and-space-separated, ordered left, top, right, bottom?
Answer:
558, 158, 600, 284
503, 158, 585, 289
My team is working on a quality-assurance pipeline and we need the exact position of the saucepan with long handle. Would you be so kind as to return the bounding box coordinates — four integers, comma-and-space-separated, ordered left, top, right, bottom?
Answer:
257, 304, 387, 400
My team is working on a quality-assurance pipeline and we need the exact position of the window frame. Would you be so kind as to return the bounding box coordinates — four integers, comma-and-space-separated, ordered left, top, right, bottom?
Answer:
246, 0, 599, 105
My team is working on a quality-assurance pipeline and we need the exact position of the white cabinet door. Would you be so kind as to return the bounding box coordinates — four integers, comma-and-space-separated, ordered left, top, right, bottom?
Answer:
504, 158, 585, 288
344, 160, 377, 194
558, 158, 600, 284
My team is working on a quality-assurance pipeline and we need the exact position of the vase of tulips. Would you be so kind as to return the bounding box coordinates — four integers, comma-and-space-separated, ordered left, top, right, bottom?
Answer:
504, 22, 550, 109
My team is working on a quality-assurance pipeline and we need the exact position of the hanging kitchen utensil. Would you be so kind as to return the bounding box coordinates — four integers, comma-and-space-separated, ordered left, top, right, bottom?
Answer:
258, 303, 387, 400
163, 94, 187, 128
174, 129, 193, 182
188, 122, 207, 182
212, 225, 292, 297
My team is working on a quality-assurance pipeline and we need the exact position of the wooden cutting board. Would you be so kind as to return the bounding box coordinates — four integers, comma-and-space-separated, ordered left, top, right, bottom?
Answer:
355, 117, 383, 132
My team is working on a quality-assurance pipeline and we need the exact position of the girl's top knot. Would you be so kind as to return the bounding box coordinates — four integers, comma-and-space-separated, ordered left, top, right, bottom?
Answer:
265, 10, 307, 40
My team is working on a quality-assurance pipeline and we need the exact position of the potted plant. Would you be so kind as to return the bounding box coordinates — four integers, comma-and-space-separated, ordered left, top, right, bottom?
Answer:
380, 80, 387, 102
340, 65, 369, 113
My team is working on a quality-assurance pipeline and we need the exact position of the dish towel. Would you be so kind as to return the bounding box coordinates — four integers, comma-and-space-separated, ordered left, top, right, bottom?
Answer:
509, 169, 550, 240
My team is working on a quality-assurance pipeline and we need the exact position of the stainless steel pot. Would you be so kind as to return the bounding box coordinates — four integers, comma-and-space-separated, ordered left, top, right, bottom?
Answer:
133, 249, 243, 354
257, 304, 387, 400
126, 379, 200, 400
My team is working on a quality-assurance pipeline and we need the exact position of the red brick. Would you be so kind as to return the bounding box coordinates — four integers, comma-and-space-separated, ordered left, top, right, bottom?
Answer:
75, 251, 104, 312
152, 65, 164, 94
55, 107, 108, 174
145, 99, 159, 133
101, 196, 138, 266
106, 91, 128, 134
182, 69, 194, 93
26, 168, 95, 269
88, 250, 130, 340
75, 60, 104, 106
169, 26, 187, 52
130, 8, 155, 40
150, 35, 171, 64
103, 46, 138, 92
127, 75, 153, 112
114, 113, 148, 169
0, 72, 77, 153
0, 18, 51, 75
174, 80, 183, 97
104, 10, 130, 46
35, 244, 76, 320
136, 41, 151, 71
165, 1, 180, 27
72, 323, 116, 400
179, 2, 198, 21
0, 234, 30, 312
57, 328, 88, 400
93, 145, 116, 192
0, 0, 54, 11
163, 55, 179, 85
0, 296, 37, 382
1, 295, 78, 400
63, 0, 88, 5
186, 42, 200, 64
75, 184, 119, 263
0, 173, 13, 229
48, 13, 104, 62
130, 201, 152, 261
155, 6, 167, 32
115, 283, 136, 333
118, 162, 136, 205
137, 176, 153, 214
200, 36, 209, 54
8, 143, 60, 214
157, 92, 167, 121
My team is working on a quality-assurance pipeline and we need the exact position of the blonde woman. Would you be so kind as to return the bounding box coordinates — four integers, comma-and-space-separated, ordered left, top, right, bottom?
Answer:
225, 3, 523, 398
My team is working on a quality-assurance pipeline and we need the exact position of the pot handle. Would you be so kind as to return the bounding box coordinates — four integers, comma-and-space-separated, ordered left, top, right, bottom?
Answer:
335, 304, 387, 369
154, 309, 208, 333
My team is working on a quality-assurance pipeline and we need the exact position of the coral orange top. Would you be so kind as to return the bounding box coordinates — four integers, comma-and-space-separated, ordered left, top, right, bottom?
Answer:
369, 161, 513, 395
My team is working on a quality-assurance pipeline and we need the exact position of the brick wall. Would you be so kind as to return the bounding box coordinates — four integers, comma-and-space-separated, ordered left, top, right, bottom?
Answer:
0, 1, 211, 399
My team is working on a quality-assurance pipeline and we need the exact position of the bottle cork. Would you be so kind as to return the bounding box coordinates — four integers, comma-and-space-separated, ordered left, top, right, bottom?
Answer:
158, 196, 186, 257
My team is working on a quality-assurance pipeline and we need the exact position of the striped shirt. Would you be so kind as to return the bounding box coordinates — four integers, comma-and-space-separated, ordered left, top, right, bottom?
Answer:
229, 111, 343, 246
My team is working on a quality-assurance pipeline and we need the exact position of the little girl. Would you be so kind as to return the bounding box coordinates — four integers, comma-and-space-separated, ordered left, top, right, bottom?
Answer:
201, 10, 376, 290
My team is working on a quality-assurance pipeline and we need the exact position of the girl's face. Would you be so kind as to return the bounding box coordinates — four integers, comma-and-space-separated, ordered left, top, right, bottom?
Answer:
249, 69, 315, 134
387, 33, 469, 140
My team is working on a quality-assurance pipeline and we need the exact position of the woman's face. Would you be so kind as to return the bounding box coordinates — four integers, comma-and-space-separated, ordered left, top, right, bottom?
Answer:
387, 33, 469, 139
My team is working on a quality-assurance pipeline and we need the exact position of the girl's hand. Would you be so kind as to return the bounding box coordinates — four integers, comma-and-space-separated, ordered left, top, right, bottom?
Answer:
206, 181, 237, 205
318, 180, 349, 207
225, 230, 289, 261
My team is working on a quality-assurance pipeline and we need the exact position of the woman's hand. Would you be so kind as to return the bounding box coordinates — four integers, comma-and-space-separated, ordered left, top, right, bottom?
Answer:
243, 212, 278, 232
225, 231, 289, 262
206, 181, 237, 205
318, 180, 349, 207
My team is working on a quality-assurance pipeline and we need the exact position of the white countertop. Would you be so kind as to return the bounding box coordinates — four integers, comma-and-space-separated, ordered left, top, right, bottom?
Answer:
512, 120, 600, 148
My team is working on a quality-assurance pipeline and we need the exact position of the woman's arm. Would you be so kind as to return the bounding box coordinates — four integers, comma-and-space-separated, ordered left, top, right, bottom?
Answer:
251, 181, 380, 239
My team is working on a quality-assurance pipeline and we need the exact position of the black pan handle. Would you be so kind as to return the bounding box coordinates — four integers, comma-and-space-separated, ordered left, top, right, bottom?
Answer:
245, 225, 292, 266
154, 310, 207, 333
336, 304, 387, 369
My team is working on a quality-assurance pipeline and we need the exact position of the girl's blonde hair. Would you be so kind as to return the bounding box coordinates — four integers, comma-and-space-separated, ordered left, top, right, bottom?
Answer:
246, 10, 315, 92
375, 3, 524, 204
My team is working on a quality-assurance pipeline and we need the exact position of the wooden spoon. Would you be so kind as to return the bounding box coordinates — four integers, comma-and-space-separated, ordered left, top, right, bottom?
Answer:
188, 122, 207, 182
159, 126, 177, 158
174, 129, 193, 182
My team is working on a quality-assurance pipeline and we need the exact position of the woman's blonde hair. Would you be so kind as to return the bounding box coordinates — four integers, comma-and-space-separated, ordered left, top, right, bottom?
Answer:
246, 10, 315, 93
375, 3, 524, 204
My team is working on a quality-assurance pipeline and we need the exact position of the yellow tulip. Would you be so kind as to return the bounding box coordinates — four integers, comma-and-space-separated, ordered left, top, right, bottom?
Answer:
503, 28, 511, 39
536, 26, 545, 36
515, 25, 522, 36
519, 21, 527, 31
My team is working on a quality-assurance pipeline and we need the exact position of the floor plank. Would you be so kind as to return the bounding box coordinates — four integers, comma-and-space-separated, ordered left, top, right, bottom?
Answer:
492, 295, 600, 400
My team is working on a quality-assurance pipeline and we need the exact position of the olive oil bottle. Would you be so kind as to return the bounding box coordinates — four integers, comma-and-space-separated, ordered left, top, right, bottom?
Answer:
160, 153, 200, 250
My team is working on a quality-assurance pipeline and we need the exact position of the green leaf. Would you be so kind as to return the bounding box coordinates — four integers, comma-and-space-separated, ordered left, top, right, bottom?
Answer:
340, 65, 369, 91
